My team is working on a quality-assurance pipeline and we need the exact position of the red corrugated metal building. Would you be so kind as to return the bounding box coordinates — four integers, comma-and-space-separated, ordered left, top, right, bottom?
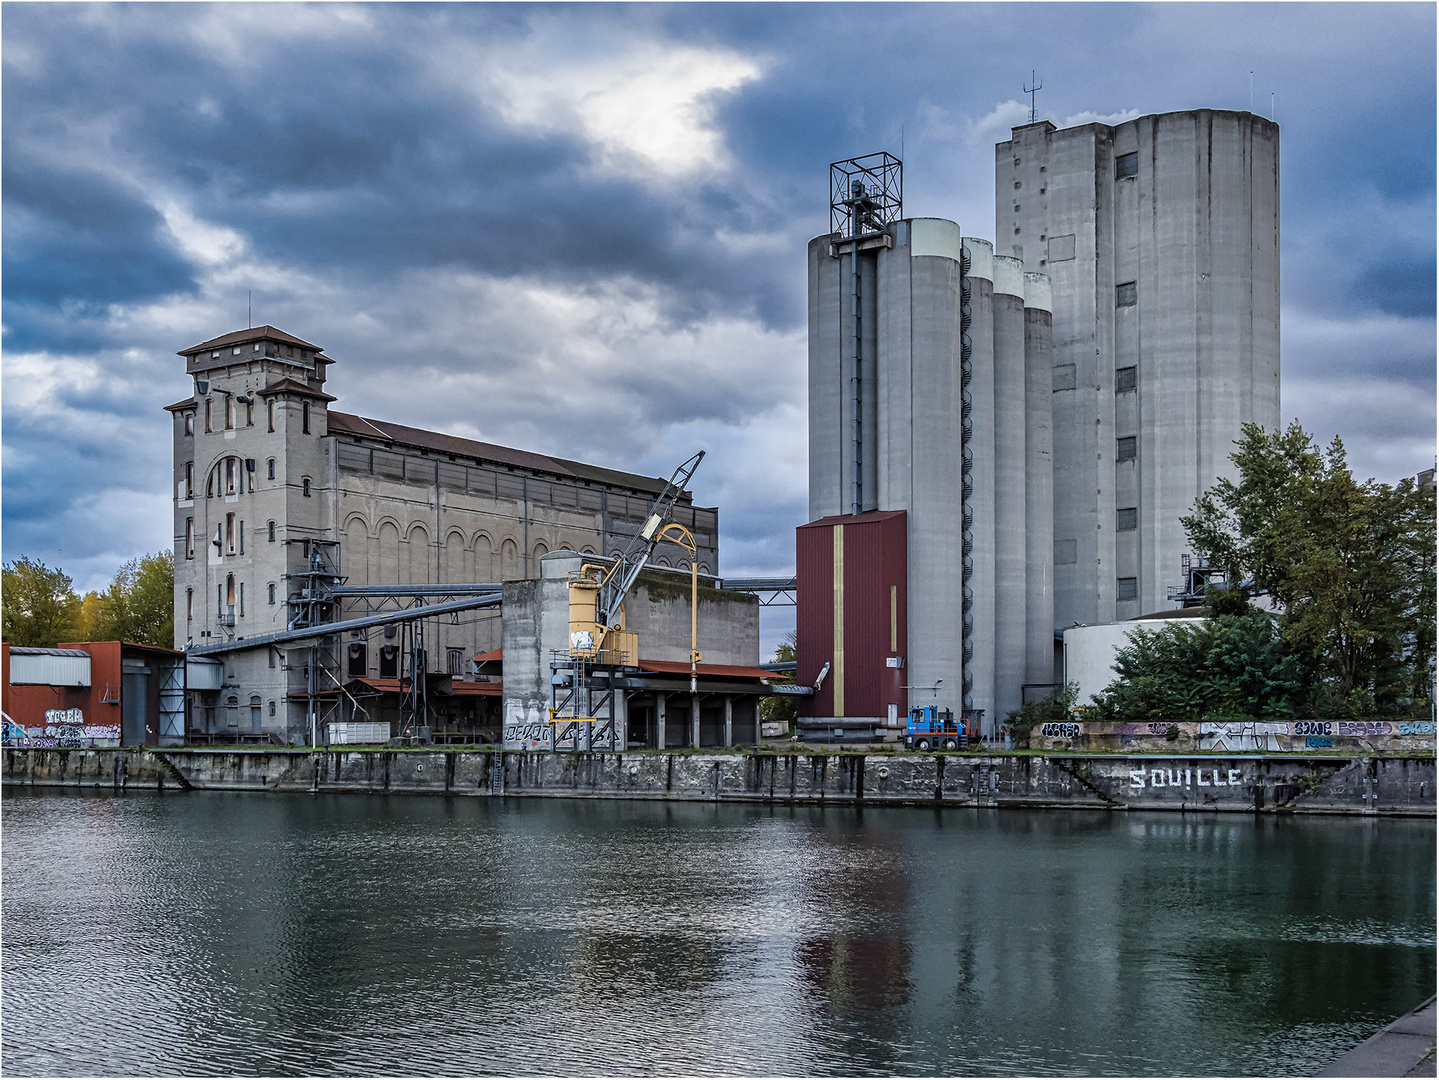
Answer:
796, 511, 908, 722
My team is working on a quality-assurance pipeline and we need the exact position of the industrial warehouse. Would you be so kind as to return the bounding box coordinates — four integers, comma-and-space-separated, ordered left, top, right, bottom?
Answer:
4, 108, 1287, 752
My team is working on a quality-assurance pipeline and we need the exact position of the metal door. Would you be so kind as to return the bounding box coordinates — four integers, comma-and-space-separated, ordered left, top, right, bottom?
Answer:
121, 672, 148, 746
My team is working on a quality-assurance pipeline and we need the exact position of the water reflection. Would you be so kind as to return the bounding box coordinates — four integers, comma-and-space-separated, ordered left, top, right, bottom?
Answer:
2, 792, 1433, 1076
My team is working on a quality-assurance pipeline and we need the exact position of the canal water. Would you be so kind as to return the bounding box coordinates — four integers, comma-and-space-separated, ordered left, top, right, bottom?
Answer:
2, 791, 1433, 1077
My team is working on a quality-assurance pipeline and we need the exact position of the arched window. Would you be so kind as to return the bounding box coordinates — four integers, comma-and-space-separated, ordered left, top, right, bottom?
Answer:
207, 457, 246, 499
268, 583, 276, 605
302, 477, 311, 497
268, 520, 276, 542
267, 458, 275, 480
184, 412, 194, 436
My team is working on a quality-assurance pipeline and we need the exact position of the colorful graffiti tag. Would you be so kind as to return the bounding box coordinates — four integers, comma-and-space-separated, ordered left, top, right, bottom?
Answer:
2, 707, 121, 749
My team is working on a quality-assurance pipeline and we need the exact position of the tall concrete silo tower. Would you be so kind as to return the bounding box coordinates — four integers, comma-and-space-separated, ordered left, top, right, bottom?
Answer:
801, 155, 1054, 735
998, 110, 1281, 626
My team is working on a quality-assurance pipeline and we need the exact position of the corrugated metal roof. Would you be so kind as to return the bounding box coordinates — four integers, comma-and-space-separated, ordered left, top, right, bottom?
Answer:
637, 660, 776, 682
327, 411, 676, 496
179, 326, 321, 355
9, 647, 91, 657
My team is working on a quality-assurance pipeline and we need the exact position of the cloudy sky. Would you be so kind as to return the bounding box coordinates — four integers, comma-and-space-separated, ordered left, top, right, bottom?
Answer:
3, 2, 1434, 651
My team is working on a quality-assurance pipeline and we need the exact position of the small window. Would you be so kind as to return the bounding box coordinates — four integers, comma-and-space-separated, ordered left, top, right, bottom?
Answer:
225, 513, 236, 553
268, 583, 276, 605
447, 649, 463, 676
225, 457, 238, 495
1117, 436, 1137, 462
232, 346, 242, 355
1116, 366, 1137, 392
267, 400, 275, 432
1116, 152, 1138, 179
185, 517, 194, 559
253, 343, 262, 352
379, 646, 399, 678
1014, 226, 1021, 235
268, 701, 276, 717
186, 587, 193, 621
1013, 180, 1021, 190
267, 458, 275, 480
268, 520, 276, 542
225, 395, 235, 429
302, 401, 311, 434
238, 582, 245, 617
1014, 204, 1021, 212
302, 477, 311, 497
348, 643, 368, 677
245, 400, 254, 427
227, 696, 239, 727
1116, 282, 1137, 307
1117, 577, 1138, 601
184, 461, 194, 498
226, 573, 236, 607
184, 412, 194, 436
1117, 507, 1138, 531
269, 651, 277, 670
211, 350, 220, 359
204, 399, 213, 432
238, 520, 245, 555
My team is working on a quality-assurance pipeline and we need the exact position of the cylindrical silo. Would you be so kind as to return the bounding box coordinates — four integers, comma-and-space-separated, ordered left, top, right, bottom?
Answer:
1023, 271, 1055, 692
992, 254, 1027, 726
901, 219, 966, 722
961, 238, 995, 727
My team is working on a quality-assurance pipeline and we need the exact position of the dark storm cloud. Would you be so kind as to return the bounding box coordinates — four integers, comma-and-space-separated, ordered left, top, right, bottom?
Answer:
2, 2, 1434, 596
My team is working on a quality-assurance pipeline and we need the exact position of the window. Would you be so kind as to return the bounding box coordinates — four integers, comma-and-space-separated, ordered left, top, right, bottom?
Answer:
269, 650, 277, 670
225, 457, 238, 495
302, 477, 311, 497
225, 513, 236, 553
268, 583, 276, 605
447, 649, 463, 676
227, 696, 239, 727
245, 399, 254, 427
238, 582, 245, 617
185, 517, 194, 559
253, 343, 262, 352
302, 401, 311, 434
184, 461, 194, 499
238, 520, 244, 555
268, 400, 275, 432
226, 574, 236, 609
1116, 152, 1138, 179
1013, 180, 1021, 190
1117, 507, 1138, 531
232, 346, 241, 355
204, 399, 213, 432
267, 458, 275, 480
184, 412, 194, 436
1014, 204, 1021, 212
186, 588, 193, 621
1117, 436, 1137, 462
348, 644, 368, 677
1117, 577, 1138, 601
1116, 281, 1137, 307
379, 646, 399, 678
225, 395, 236, 429
1116, 366, 1137, 392
268, 701, 276, 717
268, 520, 276, 542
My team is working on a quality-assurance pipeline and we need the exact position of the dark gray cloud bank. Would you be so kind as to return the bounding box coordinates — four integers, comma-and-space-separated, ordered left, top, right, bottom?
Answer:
4, 3, 1434, 653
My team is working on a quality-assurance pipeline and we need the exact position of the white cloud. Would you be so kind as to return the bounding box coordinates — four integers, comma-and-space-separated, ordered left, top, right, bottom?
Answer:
967, 99, 1029, 146
1058, 107, 1141, 129
447, 30, 763, 181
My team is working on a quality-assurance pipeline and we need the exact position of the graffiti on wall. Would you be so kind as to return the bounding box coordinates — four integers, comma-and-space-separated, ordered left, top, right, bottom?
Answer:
1398, 721, 1437, 736
1131, 767, 1244, 790
1039, 722, 1082, 739
1195, 722, 1289, 752
503, 702, 553, 752
2, 708, 121, 749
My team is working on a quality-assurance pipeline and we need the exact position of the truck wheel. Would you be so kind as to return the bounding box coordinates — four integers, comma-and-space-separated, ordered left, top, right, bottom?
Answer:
942, 737, 958, 751
915, 738, 931, 751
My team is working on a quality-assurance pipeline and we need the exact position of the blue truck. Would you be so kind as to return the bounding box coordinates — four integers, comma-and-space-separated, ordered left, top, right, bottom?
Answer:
904, 705, 981, 751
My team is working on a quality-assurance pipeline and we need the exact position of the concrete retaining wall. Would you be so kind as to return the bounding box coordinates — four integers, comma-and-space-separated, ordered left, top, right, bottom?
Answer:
5, 748, 1433, 815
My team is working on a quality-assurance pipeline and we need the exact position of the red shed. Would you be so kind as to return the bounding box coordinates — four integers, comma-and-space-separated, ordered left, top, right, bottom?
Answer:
796, 511, 908, 722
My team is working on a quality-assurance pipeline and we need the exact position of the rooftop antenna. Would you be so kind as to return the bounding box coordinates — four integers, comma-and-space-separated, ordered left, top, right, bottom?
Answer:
1023, 70, 1043, 123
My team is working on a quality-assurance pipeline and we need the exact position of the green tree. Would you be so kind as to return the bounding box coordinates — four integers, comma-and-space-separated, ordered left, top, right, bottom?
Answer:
1092, 606, 1307, 723
1005, 682, 1079, 747
758, 630, 797, 731
1181, 423, 1435, 716
1, 557, 80, 647
98, 551, 175, 648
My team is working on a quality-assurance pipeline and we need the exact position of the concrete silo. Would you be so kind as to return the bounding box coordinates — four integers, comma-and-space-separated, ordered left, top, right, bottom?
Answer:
998, 110, 1280, 625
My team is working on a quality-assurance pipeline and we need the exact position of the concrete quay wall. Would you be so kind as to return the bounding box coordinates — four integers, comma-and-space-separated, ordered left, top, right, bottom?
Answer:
4, 748, 1434, 815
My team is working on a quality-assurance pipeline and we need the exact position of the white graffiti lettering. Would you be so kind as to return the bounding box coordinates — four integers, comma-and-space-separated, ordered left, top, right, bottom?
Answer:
1041, 722, 1081, 739
1130, 769, 1146, 789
